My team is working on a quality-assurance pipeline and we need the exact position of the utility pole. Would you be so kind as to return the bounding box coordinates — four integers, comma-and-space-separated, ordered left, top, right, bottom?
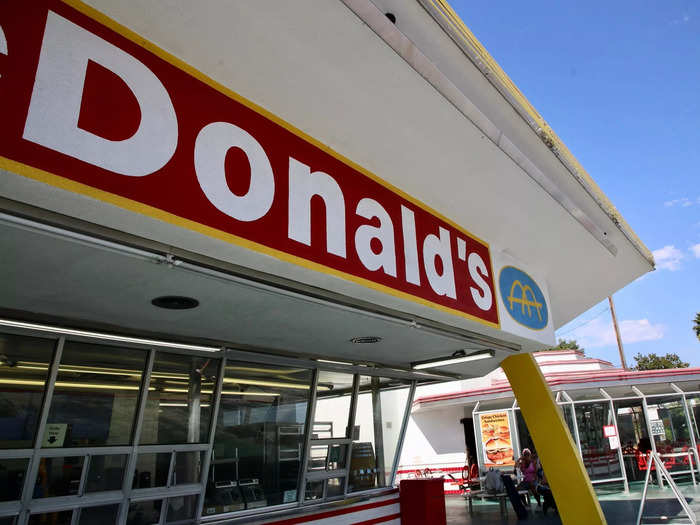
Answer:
608, 295, 627, 370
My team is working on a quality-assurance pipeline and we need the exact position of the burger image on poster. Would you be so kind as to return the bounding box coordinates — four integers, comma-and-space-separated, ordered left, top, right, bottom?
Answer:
485, 436, 513, 465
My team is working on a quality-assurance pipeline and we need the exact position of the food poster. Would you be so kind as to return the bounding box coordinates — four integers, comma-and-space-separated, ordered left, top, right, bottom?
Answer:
479, 411, 515, 467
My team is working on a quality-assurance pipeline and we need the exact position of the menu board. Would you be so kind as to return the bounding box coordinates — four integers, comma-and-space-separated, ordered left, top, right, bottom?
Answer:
479, 411, 515, 467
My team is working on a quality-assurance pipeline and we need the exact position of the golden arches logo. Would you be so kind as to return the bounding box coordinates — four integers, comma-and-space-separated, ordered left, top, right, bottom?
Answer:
507, 280, 543, 321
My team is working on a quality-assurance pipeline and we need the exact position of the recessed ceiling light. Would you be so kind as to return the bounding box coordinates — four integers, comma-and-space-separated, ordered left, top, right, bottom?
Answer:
151, 296, 199, 310
350, 336, 382, 344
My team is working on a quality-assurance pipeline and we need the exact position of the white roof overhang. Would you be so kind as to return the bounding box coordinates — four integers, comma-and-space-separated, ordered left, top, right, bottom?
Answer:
0, 1, 652, 377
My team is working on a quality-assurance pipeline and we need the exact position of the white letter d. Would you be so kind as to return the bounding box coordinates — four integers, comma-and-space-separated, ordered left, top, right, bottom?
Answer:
23, 12, 177, 176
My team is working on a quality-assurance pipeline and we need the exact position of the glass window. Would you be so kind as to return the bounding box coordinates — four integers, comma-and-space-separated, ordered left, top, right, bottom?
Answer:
35, 456, 84, 498
477, 398, 515, 411
166, 494, 198, 522
204, 362, 312, 514
313, 371, 354, 438
45, 342, 146, 447
568, 388, 606, 401
349, 376, 410, 492
127, 500, 162, 525
0, 333, 56, 448
560, 404, 576, 438
173, 451, 204, 485
603, 385, 640, 399
636, 384, 677, 396
0, 517, 17, 525
308, 444, 347, 471
515, 410, 534, 455
304, 480, 324, 501
686, 394, 700, 441
85, 454, 126, 492
0, 458, 28, 501
325, 477, 345, 498
140, 353, 218, 445
29, 512, 72, 525
646, 396, 691, 473
614, 399, 649, 482
575, 402, 622, 481
133, 452, 171, 489
674, 381, 700, 394
78, 504, 120, 525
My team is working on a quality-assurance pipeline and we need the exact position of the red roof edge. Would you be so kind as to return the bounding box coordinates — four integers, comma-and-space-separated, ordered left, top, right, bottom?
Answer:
413, 367, 700, 406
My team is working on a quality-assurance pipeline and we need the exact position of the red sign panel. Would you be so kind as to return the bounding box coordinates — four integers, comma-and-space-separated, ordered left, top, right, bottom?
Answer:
0, 1, 499, 326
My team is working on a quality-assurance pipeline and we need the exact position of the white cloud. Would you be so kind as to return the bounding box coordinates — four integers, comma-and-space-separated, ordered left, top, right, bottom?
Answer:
619, 319, 666, 344
671, 13, 692, 25
691, 243, 700, 258
564, 317, 665, 348
664, 196, 700, 207
652, 245, 684, 271
664, 197, 694, 207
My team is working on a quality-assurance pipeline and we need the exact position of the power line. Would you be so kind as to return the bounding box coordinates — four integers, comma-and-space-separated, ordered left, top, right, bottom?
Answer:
556, 306, 611, 337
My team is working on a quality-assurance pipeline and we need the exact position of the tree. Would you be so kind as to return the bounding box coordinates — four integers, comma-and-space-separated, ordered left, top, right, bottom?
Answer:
694, 312, 700, 340
633, 353, 689, 371
542, 339, 584, 353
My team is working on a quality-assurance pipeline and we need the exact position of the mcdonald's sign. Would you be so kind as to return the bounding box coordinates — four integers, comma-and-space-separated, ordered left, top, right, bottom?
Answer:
498, 266, 548, 330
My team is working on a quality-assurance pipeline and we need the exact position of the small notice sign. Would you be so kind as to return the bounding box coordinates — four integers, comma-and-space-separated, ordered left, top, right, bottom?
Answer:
42, 423, 67, 447
603, 425, 617, 438
283, 489, 297, 503
608, 435, 620, 450
650, 419, 665, 436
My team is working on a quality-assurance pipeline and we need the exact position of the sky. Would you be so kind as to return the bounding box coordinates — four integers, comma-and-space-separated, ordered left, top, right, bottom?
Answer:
451, 1, 700, 367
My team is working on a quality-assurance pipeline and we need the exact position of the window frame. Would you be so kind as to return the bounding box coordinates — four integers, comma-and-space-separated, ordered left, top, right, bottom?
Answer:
0, 324, 417, 525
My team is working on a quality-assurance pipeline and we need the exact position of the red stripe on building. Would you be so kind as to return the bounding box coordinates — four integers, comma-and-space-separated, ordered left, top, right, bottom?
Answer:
263, 494, 400, 524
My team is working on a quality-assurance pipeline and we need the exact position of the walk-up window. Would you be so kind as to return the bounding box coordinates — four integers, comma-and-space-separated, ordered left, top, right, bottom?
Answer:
645, 396, 692, 474
686, 394, 700, 440
301, 373, 413, 503
574, 401, 623, 482
0, 325, 417, 525
203, 362, 313, 515
613, 398, 649, 482
0, 330, 221, 525
351, 376, 412, 490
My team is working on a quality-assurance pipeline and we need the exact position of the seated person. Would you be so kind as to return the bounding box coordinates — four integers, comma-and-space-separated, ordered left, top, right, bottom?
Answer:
515, 449, 541, 506
537, 471, 557, 515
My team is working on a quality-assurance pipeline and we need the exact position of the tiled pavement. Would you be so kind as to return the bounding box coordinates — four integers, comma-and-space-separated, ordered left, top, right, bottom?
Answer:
445, 482, 700, 524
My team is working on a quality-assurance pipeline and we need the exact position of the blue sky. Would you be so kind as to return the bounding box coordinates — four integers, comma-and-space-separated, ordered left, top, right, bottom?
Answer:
451, 1, 700, 366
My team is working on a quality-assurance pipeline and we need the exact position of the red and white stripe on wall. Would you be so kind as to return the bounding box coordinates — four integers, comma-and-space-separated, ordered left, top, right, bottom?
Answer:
255, 490, 400, 525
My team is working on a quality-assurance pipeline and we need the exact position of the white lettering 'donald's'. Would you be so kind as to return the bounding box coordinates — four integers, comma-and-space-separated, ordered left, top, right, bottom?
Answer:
0, 24, 7, 56
400, 206, 421, 286
20, 9, 495, 315
195, 122, 274, 222
468, 252, 493, 311
422, 227, 456, 299
288, 157, 346, 258
23, 12, 177, 177
355, 198, 396, 277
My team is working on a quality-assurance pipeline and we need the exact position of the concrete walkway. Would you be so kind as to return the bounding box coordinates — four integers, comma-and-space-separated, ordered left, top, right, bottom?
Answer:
446, 482, 700, 524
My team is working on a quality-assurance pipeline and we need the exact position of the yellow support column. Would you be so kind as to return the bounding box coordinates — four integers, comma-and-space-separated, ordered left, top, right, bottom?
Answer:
501, 353, 606, 525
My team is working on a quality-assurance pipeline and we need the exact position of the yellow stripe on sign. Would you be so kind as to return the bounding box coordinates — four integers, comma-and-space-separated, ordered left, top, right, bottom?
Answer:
501, 353, 606, 525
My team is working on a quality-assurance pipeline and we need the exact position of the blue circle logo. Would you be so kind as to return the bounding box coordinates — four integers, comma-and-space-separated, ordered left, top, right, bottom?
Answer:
499, 266, 548, 330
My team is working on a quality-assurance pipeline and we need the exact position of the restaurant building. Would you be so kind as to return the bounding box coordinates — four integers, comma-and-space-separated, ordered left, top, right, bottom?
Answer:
400, 351, 700, 493
0, 1, 653, 524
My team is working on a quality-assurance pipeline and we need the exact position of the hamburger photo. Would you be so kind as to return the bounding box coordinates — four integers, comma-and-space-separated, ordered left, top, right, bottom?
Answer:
497, 425, 510, 439
484, 437, 513, 464
482, 424, 496, 439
